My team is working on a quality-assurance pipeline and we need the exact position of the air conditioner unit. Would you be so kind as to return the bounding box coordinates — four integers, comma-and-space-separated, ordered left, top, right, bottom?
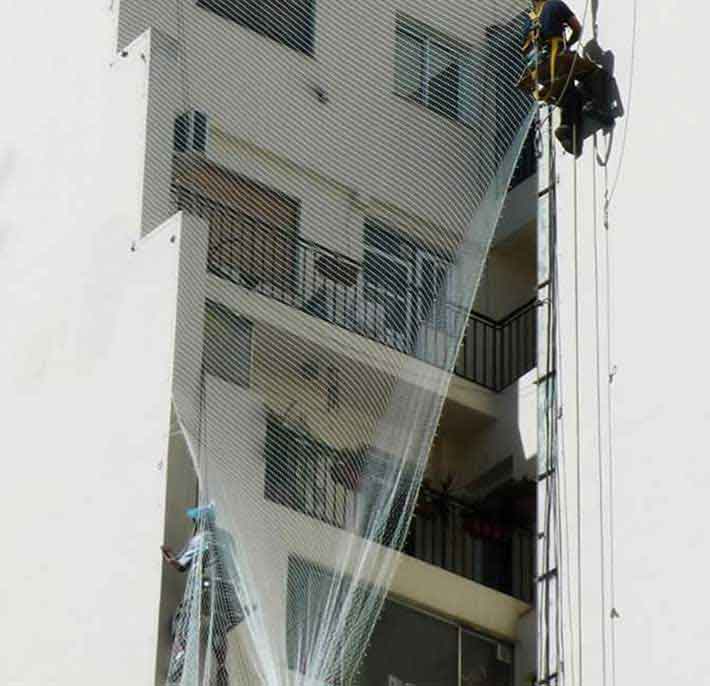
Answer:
173, 110, 209, 153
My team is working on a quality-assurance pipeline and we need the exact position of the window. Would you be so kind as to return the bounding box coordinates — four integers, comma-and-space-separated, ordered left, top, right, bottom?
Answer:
363, 223, 416, 350
197, 0, 316, 55
358, 599, 514, 686
394, 19, 476, 123
203, 300, 252, 387
461, 630, 513, 686
173, 110, 208, 153
286, 557, 367, 682
362, 221, 456, 352
263, 416, 352, 527
172, 165, 301, 294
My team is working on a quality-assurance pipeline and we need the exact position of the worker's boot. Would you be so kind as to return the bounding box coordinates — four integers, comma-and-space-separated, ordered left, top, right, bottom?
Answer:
555, 125, 582, 157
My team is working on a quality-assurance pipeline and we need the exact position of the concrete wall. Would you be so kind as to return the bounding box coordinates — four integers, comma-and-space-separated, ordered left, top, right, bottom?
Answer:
475, 222, 537, 320
515, 609, 537, 686
116, 0, 528, 232
0, 4, 536, 685
0, 9, 186, 684
546, 2, 710, 685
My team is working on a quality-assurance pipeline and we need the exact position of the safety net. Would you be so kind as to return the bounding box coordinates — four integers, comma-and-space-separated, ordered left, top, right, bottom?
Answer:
117, 1, 534, 685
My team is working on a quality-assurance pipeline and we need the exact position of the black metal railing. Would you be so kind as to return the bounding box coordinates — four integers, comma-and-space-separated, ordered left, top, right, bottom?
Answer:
404, 486, 535, 603
264, 417, 353, 530
455, 299, 538, 392
173, 185, 536, 391
263, 427, 535, 603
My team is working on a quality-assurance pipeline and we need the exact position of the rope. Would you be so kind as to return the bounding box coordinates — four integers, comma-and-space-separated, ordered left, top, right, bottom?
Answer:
607, 0, 639, 206
539, 107, 565, 679
554, 240, 576, 686
602, 162, 620, 686
571, 124, 584, 686
595, 130, 614, 168
591, 137, 609, 686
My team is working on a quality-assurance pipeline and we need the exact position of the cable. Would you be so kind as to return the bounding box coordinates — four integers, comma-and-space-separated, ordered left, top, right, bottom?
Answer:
571, 124, 584, 686
591, 137, 609, 686
595, 130, 614, 168
607, 0, 639, 206
540, 107, 559, 686
540, 104, 577, 686
602, 162, 620, 686
554, 244, 576, 686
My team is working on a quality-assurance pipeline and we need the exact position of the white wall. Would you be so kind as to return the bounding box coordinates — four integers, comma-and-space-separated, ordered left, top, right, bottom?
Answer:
553, 2, 710, 685
0, 8, 182, 685
116, 0, 526, 234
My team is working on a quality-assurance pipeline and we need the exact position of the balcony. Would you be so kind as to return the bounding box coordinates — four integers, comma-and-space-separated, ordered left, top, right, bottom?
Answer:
172, 184, 537, 391
262, 415, 535, 603
456, 300, 537, 392
404, 484, 535, 603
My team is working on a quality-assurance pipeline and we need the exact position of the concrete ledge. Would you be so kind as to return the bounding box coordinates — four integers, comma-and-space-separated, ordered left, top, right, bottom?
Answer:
391, 553, 530, 641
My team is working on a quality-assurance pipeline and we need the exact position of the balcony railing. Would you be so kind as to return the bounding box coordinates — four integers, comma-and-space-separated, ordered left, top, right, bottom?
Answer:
264, 436, 535, 603
404, 486, 535, 603
173, 185, 537, 390
455, 299, 538, 392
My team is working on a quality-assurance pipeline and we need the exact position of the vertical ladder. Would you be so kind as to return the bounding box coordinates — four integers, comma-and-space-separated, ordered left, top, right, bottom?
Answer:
536, 105, 563, 686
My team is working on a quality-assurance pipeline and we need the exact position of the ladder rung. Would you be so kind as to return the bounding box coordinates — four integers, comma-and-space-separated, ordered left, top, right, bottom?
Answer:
536, 568, 558, 583
537, 467, 557, 482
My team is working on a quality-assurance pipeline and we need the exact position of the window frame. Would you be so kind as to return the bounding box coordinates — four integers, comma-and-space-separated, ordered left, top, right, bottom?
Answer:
394, 18, 473, 124
283, 587, 516, 686
362, 220, 458, 342
202, 299, 254, 388
195, 0, 317, 57
375, 597, 515, 686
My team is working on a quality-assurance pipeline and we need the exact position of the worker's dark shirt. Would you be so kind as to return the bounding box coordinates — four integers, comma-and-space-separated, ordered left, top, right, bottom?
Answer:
540, 0, 575, 42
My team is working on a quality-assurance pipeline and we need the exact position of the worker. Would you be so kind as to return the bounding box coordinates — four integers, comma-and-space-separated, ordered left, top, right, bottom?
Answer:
540, 1, 584, 154
537, 0, 582, 50
522, 0, 585, 155
162, 505, 244, 686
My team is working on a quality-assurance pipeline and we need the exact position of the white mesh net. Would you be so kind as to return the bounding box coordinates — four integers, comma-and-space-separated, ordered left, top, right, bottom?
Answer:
119, 2, 534, 684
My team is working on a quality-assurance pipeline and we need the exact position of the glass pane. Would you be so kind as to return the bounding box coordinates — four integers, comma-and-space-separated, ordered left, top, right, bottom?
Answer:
428, 42, 461, 119
287, 559, 366, 682
203, 301, 252, 387
197, 0, 316, 55
458, 54, 478, 125
461, 631, 513, 686
395, 27, 426, 102
357, 600, 459, 686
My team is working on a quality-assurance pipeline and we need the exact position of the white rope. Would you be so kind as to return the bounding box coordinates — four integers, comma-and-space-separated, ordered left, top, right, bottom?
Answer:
572, 123, 584, 686
591, 136, 609, 686
603, 162, 620, 686
607, 0, 639, 206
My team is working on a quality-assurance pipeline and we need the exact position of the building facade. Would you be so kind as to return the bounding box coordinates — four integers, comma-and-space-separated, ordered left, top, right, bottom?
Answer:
1, 2, 539, 685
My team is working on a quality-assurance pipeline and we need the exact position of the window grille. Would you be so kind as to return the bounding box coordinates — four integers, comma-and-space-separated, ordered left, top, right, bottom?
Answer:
394, 19, 477, 123
197, 0, 316, 55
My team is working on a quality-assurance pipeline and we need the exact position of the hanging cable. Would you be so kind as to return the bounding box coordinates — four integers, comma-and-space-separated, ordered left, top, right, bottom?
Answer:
546, 99, 578, 686
591, 136, 609, 686
595, 130, 614, 168
607, 0, 639, 206
571, 124, 585, 686
554, 247, 576, 686
602, 162, 620, 686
